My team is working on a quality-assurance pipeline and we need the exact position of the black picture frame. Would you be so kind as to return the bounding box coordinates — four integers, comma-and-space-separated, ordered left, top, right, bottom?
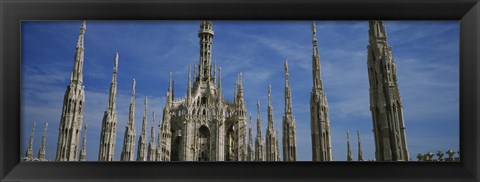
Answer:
1, 0, 479, 181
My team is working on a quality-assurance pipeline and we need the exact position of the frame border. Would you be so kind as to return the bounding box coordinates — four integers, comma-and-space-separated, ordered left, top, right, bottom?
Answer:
1, 0, 479, 181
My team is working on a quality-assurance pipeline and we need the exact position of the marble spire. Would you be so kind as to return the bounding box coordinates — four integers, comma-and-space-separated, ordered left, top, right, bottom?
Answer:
24, 122, 36, 161
367, 20, 409, 161
255, 101, 265, 161
137, 97, 148, 161
266, 85, 279, 161
121, 79, 136, 161
79, 124, 87, 161
56, 21, 86, 161
347, 130, 352, 161
147, 110, 157, 161
98, 52, 119, 161
357, 130, 364, 161
283, 60, 297, 161
310, 21, 333, 161
37, 122, 48, 161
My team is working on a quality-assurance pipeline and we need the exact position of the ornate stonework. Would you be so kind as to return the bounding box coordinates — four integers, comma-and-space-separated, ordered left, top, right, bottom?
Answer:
37, 122, 48, 161
98, 53, 119, 161
265, 86, 280, 161
120, 79, 136, 161
367, 20, 409, 161
55, 21, 86, 161
310, 21, 333, 161
282, 60, 297, 161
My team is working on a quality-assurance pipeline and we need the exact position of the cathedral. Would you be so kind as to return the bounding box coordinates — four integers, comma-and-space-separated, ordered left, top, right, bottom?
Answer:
156, 21, 250, 161
23, 20, 414, 162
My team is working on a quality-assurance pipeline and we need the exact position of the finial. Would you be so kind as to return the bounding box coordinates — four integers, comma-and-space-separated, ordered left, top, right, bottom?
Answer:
257, 100, 260, 114
81, 20, 86, 30
114, 52, 119, 72
268, 85, 271, 98
144, 96, 148, 113
284, 59, 289, 73
312, 21, 316, 35
132, 78, 136, 93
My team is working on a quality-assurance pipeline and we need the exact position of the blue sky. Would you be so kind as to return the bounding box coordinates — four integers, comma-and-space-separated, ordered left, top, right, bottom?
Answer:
21, 20, 459, 161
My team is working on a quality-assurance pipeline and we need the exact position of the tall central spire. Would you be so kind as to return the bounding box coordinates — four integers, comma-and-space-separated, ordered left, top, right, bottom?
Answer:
197, 21, 214, 82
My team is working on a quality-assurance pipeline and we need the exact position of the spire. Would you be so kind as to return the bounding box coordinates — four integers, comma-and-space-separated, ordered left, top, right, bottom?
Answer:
37, 122, 48, 161
248, 113, 254, 161
121, 78, 136, 161
234, 82, 238, 103
56, 20, 87, 161
107, 52, 119, 111
71, 20, 86, 84
98, 52, 119, 161
188, 65, 191, 98
357, 130, 364, 161
137, 96, 148, 161
213, 61, 217, 84
25, 121, 35, 161
128, 79, 136, 126
79, 124, 87, 161
143, 97, 148, 134
198, 21, 214, 81
256, 101, 262, 138
311, 21, 323, 90
193, 63, 197, 82
347, 130, 352, 161
148, 110, 156, 161
168, 72, 173, 104
267, 85, 274, 130
284, 59, 292, 114
150, 110, 156, 145
218, 67, 222, 100
237, 73, 244, 101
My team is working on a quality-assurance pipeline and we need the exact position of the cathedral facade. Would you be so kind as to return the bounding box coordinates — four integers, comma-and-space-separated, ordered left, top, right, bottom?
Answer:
157, 21, 249, 161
